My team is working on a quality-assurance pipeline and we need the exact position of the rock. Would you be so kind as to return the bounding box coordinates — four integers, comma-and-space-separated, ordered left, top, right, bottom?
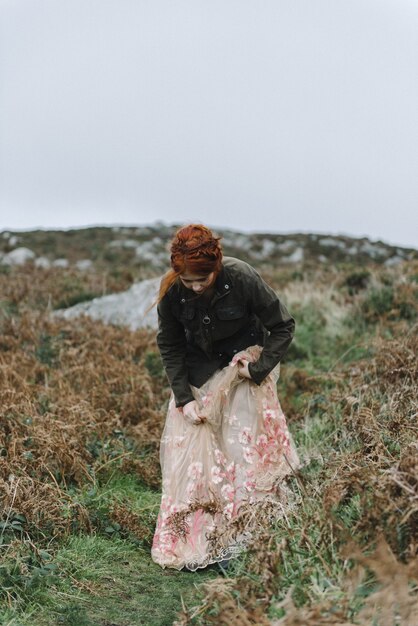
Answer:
282, 247, 304, 263
135, 239, 167, 266
359, 241, 388, 259
52, 258, 69, 268
221, 233, 250, 249
35, 256, 52, 269
109, 239, 139, 248
384, 255, 404, 267
277, 240, 297, 252
75, 259, 93, 271
318, 237, 346, 249
252, 239, 277, 259
346, 246, 359, 255
54, 277, 160, 329
1, 247, 35, 265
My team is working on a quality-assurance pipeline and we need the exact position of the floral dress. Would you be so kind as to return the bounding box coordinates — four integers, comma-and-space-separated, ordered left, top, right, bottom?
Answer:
151, 346, 300, 571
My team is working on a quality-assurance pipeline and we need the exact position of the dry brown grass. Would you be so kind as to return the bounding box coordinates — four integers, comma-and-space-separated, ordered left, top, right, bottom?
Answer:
322, 331, 418, 561
176, 329, 418, 625
1, 260, 417, 624
0, 264, 134, 313
0, 310, 165, 539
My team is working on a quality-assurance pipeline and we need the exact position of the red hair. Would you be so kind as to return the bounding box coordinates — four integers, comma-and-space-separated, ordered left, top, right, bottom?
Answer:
158, 224, 223, 302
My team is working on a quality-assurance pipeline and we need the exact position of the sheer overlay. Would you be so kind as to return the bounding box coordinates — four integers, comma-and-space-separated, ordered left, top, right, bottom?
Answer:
151, 346, 300, 571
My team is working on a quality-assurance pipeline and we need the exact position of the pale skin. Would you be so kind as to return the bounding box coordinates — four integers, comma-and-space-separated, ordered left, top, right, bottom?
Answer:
179, 270, 252, 425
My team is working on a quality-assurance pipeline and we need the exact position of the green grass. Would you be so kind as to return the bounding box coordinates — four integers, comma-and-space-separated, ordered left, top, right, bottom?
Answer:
23, 536, 214, 626
0, 473, 217, 626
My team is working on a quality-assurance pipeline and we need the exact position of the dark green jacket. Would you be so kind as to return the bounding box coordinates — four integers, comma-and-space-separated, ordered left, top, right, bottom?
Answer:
157, 257, 295, 407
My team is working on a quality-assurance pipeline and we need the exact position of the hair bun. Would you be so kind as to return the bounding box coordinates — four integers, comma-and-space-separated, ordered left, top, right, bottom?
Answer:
171, 224, 221, 259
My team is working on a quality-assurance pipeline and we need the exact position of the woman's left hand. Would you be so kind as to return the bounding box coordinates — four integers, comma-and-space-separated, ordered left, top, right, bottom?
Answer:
237, 358, 252, 380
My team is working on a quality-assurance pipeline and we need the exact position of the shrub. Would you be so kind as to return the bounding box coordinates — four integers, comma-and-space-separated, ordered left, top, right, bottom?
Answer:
343, 270, 370, 294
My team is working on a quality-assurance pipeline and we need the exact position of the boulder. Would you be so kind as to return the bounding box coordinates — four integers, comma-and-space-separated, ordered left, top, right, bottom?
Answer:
55, 277, 160, 330
1, 247, 35, 265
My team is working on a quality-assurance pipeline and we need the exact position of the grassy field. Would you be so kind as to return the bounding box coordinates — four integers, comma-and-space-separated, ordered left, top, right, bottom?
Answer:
1, 257, 417, 625
1, 473, 217, 626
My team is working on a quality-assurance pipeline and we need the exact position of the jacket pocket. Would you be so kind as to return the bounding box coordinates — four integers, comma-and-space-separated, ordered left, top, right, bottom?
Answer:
216, 305, 246, 320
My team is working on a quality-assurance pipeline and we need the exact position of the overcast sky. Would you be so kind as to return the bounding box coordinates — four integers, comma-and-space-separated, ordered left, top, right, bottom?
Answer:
1, 0, 417, 247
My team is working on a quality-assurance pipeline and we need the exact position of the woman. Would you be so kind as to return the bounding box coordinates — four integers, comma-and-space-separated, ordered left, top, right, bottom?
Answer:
151, 224, 300, 571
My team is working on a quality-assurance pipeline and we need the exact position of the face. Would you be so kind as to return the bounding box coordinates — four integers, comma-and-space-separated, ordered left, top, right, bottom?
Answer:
179, 271, 215, 294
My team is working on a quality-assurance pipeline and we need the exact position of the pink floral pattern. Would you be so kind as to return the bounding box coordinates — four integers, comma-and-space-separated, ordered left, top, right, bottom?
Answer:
151, 346, 300, 571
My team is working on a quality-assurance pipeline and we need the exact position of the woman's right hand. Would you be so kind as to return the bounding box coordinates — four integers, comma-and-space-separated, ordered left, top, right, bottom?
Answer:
182, 400, 206, 425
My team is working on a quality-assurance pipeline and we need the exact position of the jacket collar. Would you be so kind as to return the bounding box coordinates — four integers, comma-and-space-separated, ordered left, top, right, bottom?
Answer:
176, 261, 233, 303
214, 263, 233, 297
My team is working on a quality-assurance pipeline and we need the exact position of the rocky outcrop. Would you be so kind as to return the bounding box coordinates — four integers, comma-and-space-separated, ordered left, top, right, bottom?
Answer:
55, 277, 160, 329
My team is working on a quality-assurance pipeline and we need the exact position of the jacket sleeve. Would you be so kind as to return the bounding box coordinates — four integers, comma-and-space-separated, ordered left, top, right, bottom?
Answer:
245, 266, 295, 385
156, 295, 195, 408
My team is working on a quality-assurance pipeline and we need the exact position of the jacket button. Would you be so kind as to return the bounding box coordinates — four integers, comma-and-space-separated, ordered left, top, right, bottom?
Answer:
233, 349, 237, 353
181, 298, 186, 303
224, 284, 229, 289
250, 333, 254, 337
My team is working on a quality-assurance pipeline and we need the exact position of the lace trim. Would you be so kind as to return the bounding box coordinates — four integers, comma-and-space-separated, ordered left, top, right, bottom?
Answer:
152, 488, 299, 572
153, 538, 248, 572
